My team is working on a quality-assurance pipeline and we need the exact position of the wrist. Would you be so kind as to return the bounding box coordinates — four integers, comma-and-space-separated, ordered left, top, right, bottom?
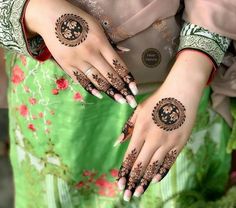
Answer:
166, 50, 212, 89
155, 50, 213, 102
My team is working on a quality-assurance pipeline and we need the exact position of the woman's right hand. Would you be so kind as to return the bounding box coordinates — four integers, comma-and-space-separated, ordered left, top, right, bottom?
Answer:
25, 0, 138, 108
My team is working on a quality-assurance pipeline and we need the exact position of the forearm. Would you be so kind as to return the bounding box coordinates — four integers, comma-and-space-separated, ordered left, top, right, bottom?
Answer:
156, 50, 213, 109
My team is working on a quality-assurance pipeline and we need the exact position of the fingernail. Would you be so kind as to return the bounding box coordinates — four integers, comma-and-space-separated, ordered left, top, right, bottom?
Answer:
133, 191, 141, 198
92, 89, 103, 99
115, 94, 126, 104
113, 133, 125, 147
129, 82, 138, 95
113, 140, 120, 147
126, 96, 137, 108
151, 176, 161, 184
118, 178, 126, 191
133, 186, 143, 197
117, 45, 131, 52
123, 190, 132, 201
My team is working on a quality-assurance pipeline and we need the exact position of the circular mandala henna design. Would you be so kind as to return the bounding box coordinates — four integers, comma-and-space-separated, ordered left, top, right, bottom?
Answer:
55, 14, 89, 47
152, 98, 186, 131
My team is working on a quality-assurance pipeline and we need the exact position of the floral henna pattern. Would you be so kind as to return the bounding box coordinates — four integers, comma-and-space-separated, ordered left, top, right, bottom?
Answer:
73, 71, 95, 94
118, 149, 138, 181
113, 60, 135, 84
120, 88, 132, 97
140, 160, 159, 191
126, 162, 143, 193
152, 98, 186, 131
92, 74, 110, 91
121, 120, 134, 143
158, 150, 178, 180
55, 14, 89, 47
107, 72, 125, 91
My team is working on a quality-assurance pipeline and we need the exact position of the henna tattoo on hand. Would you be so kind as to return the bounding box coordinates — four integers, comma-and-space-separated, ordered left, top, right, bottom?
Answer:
139, 160, 160, 192
121, 120, 134, 142
107, 72, 125, 91
92, 74, 110, 91
126, 162, 143, 193
152, 98, 186, 131
73, 71, 95, 94
118, 149, 138, 181
55, 14, 89, 47
158, 150, 177, 180
113, 60, 135, 84
120, 88, 132, 97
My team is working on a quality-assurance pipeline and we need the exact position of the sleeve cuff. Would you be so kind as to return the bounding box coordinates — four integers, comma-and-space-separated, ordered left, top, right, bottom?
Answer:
21, 0, 51, 61
0, 0, 51, 61
178, 22, 231, 67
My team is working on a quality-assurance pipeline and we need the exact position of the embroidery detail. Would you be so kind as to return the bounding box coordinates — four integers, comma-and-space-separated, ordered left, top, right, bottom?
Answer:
178, 22, 231, 66
0, 0, 29, 55
152, 98, 186, 131
55, 14, 89, 47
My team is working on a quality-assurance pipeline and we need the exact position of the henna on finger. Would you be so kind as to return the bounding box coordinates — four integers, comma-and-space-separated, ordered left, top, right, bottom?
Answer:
118, 149, 138, 181
73, 71, 97, 94
152, 98, 186, 131
55, 14, 89, 47
107, 72, 125, 91
126, 162, 143, 193
121, 120, 134, 142
113, 59, 135, 84
158, 149, 178, 180
139, 160, 160, 192
92, 74, 110, 92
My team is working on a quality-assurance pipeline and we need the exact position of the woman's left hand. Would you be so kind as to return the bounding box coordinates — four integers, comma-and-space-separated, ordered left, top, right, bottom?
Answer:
115, 50, 213, 201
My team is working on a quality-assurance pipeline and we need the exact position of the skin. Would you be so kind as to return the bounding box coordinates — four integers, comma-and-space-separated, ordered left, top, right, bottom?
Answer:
25, 0, 214, 202
116, 50, 213, 201
25, 0, 138, 107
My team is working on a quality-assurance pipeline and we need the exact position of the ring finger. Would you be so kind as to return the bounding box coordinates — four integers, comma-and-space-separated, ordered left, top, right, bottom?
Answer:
82, 64, 127, 104
92, 53, 137, 108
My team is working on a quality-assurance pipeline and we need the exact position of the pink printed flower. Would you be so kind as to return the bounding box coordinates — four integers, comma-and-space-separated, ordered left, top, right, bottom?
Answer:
29, 98, 37, 105
56, 78, 69, 90
11, 65, 25, 85
39, 112, 44, 118
28, 124, 36, 131
24, 86, 30, 93
50, 110, 55, 115
95, 175, 116, 197
19, 105, 28, 117
46, 120, 51, 125
73, 92, 83, 101
20, 55, 27, 66
110, 169, 119, 178
75, 181, 84, 189
52, 89, 59, 95
83, 170, 92, 177
32, 115, 37, 120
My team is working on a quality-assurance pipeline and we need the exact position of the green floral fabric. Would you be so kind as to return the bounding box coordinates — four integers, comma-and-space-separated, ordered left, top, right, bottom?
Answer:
4, 51, 235, 208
